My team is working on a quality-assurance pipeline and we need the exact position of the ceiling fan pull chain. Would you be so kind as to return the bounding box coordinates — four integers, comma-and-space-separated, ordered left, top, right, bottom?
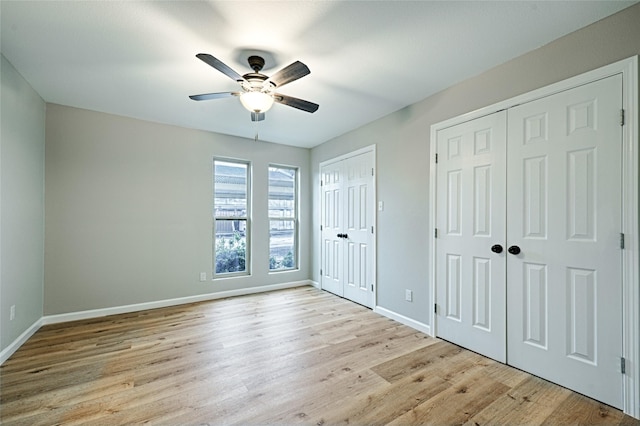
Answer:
254, 118, 259, 142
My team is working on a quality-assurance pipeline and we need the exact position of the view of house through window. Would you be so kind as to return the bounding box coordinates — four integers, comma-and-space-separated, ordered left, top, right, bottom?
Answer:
213, 159, 249, 276
269, 166, 297, 271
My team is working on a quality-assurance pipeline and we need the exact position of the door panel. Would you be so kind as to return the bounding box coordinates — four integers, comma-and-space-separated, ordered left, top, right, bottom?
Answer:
446, 253, 461, 320
522, 262, 548, 348
343, 151, 374, 307
436, 111, 507, 363
321, 161, 343, 296
506, 74, 623, 408
473, 256, 491, 330
522, 156, 547, 238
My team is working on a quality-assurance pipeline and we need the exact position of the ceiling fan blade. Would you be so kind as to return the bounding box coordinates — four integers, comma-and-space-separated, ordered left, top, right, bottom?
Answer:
267, 61, 310, 87
196, 53, 245, 82
189, 92, 239, 101
274, 93, 319, 113
251, 112, 265, 122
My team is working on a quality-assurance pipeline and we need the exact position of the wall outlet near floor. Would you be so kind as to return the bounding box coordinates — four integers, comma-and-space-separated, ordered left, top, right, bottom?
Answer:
199, 272, 207, 282
405, 289, 413, 302
10, 305, 16, 321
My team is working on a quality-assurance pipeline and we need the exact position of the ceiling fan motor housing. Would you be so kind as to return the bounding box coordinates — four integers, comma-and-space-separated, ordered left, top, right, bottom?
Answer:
240, 56, 274, 113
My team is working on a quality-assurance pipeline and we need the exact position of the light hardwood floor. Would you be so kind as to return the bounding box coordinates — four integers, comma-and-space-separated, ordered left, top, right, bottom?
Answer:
1, 286, 638, 425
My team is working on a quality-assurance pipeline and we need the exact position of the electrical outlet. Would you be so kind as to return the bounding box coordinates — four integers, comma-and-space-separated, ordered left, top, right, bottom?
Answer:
405, 289, 413, 302
199, 272, 207, 282
10, 305, 16, 321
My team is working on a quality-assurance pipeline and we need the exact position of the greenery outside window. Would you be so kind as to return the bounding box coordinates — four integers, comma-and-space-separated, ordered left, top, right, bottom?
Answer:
214, 159, 250, 276
269, 165, 297, 271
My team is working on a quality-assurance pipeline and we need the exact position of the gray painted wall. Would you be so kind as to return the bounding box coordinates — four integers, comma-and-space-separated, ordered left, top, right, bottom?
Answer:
3, 3, 640, 352
1, 55, 45, 352
311, 3, 640, 326
44, 104, 310, 314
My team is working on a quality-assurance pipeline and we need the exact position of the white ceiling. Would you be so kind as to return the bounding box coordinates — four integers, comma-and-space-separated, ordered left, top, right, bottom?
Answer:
1, 1, 636, 148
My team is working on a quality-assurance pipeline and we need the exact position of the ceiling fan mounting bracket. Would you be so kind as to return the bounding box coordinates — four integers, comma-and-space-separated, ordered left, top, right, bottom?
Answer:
247, 55, 265, 73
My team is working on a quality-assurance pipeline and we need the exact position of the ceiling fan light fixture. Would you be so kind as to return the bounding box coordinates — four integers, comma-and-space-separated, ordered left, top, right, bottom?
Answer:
239, 90, 274, 113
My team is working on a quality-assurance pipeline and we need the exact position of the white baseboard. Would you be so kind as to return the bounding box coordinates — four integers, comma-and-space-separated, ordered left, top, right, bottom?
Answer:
0, 317, 43, 365
42, 280, 313, 325
309, 280, 320, 289
1, 280, 313, 365
375, 305, 432, 336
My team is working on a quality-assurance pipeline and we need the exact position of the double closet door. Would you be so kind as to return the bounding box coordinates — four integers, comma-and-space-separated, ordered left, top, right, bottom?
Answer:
320, 150, 375, 308
435, 75, 623, 408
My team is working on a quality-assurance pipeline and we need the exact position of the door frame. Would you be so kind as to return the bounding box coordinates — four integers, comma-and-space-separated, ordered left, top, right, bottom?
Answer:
428, 56, 639, 418
319, 144, 377, 309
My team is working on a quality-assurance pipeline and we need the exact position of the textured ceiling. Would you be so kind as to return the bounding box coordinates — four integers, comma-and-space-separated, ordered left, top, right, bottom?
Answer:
1, 1, 636, 148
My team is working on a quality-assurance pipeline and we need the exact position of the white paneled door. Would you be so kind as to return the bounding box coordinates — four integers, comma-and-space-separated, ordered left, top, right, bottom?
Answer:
320, 160, 343, 297
435, 111, 508, 363
321, 150, 375, 308
506, 74, 623, 408
435, 74, 624, 409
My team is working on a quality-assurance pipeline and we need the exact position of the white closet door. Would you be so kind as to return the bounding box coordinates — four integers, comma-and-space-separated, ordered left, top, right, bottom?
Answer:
506, 74, 623, 408
321, 160, 344, 296
342, 151, 375, 308
435, 111, 507, 363
320, 151, 375, 308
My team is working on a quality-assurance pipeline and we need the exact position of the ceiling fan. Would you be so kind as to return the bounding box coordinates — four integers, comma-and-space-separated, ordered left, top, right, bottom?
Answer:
189, 53, 319, 122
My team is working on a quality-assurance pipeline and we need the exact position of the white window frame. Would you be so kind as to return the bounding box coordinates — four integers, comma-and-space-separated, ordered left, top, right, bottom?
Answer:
213, 158, 251, 278
268, 164, 298, 272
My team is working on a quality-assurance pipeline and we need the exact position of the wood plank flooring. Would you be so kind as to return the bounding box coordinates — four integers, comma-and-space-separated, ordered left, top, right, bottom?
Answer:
1, 286, 638, 425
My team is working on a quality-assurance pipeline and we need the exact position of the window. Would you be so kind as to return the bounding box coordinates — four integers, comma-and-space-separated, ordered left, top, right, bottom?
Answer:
269, 165, 298, 271
213, 159, 250, 276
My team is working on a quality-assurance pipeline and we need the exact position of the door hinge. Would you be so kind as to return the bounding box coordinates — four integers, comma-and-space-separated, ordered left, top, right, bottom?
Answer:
372, 168, 374, 176
621, 109, 625, 126
621, 357, 626, 374
371, 284, 374, 292
320, 225, 323, 231
320, 268, 323, 276
371, 226, 374, 234
320, 180, 323, 186
434, 228, 438, 238
620, 232, 625, 249
435, 153, 438, 164
434, 303, 438, 314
